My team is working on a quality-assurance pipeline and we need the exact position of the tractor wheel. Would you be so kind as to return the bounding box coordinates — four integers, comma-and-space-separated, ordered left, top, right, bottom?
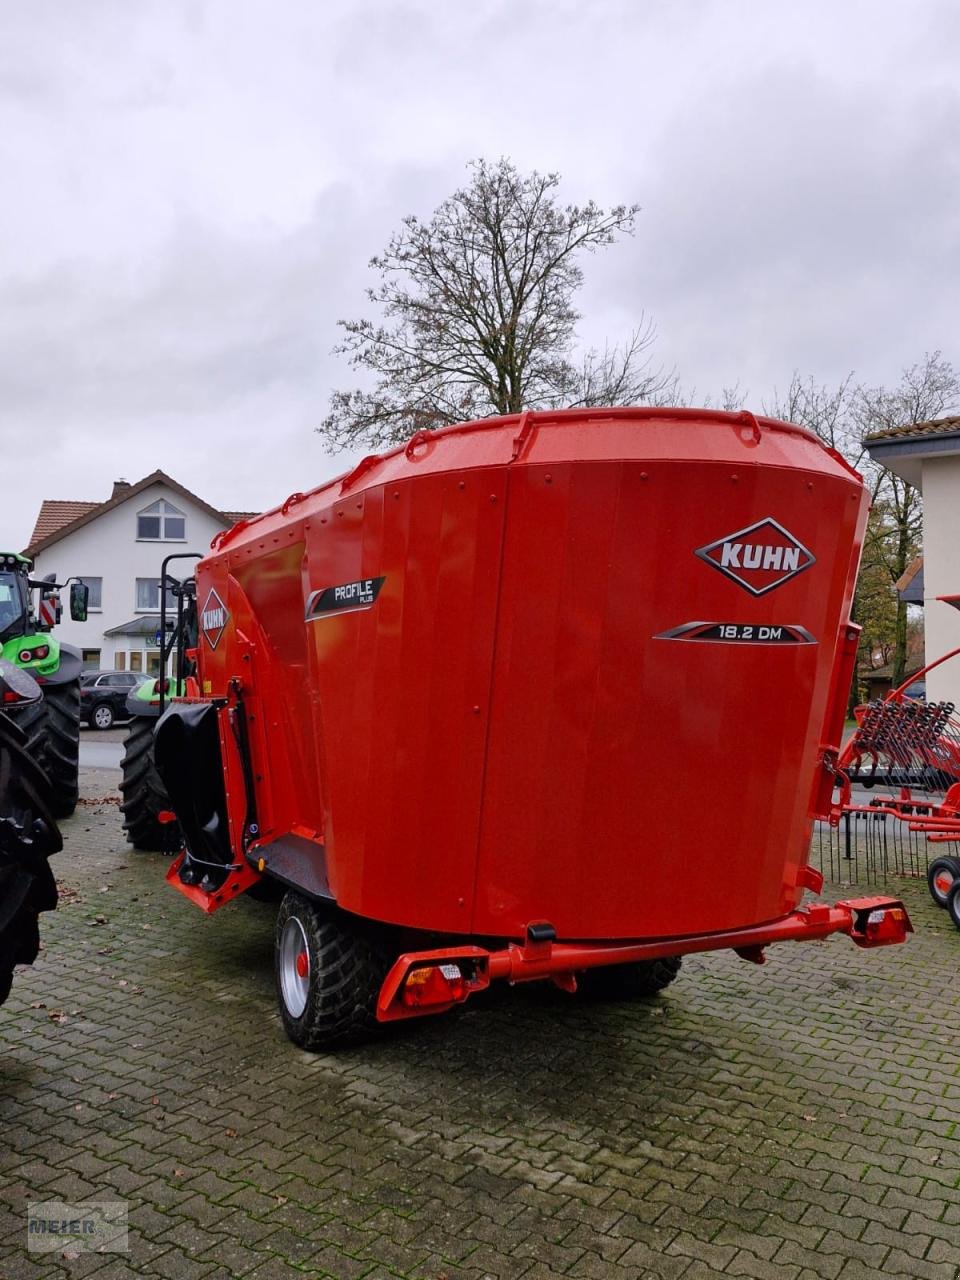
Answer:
5, 696, 46, 763
580, 956, 682, 1000
0, 711, 61, 1008
275, 892, 390, 1050
927, 856, 960, 909
42, 679, 81, 819
120, 716, 177, 851
947, 880, 960, 931
0, 888, 47, 1010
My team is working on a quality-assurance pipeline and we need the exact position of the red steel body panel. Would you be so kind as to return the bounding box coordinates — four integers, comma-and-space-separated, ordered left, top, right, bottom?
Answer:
193, 409, 868, 942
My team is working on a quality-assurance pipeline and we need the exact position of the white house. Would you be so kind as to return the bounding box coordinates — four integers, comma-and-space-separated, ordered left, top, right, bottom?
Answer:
866, 415, 960, 705
23, 471, 254, 675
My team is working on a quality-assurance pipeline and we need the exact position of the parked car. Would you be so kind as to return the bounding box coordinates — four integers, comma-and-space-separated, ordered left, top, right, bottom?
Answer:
80, 671, 147, 729
903, 679, 927, 700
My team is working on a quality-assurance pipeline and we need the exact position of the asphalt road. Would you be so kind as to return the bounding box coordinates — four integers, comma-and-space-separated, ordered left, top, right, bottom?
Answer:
78, 725, 125, 771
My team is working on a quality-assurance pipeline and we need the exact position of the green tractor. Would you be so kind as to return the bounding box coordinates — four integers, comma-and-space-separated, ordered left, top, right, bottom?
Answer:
0, 552, 89, 819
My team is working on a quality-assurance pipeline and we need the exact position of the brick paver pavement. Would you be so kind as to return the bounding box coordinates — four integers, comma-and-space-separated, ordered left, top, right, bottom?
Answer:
2, 765, 960, 1279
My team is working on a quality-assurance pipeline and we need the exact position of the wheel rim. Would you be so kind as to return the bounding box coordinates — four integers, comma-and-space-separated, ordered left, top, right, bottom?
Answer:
279, 916, 310, 1018
933, 871, 955, 902
94, 706, 112, 729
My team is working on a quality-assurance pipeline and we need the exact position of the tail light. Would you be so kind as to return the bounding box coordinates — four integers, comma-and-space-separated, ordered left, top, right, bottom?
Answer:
864, 907, 909, 943
17, 645, 49, 663
401, 963, 465, 1009
850, 903, 911, 947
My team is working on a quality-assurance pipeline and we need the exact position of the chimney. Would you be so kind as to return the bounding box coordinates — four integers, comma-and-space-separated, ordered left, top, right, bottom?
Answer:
111, 479, 131, 500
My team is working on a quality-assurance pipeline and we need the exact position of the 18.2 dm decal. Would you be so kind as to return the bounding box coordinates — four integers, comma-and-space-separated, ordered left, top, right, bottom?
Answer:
657, 518, 817, 646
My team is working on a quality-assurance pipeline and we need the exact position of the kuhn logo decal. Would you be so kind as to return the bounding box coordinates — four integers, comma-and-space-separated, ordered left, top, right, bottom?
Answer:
200, 588, 229, 650
695, 518, 815, 596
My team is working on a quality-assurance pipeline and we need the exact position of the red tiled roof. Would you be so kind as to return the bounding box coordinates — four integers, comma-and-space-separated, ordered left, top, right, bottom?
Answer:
24, 472, 260, 556
866, 414, 960, 442
28, 501, 100, 548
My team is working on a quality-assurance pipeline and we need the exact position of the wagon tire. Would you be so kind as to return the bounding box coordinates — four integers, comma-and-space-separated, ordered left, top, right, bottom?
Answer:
0, 967, 12, 1007
947, 880, 960, 931
580, 956, 682, 1000
927, 856, 960, 909
40, 679, 81, 819
120, 716, 177, 851
275, 893, 390, 1050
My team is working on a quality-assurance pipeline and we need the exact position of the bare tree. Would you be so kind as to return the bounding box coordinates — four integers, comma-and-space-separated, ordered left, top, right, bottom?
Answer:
319, 159, 670, 451
562, 320, 679, 409
763, 372, 857, 459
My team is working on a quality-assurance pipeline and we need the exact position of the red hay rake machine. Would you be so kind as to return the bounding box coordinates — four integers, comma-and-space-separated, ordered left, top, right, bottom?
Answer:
819, 599, 960, 924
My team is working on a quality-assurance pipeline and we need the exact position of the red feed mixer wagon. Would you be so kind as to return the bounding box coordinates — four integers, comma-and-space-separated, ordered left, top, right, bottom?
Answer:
144, 407, 911, 1049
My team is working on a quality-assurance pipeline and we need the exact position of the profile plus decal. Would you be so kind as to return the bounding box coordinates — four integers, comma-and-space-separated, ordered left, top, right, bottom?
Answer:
200, 588, 229, 650
656, 621, 816, 645
306, 576, 386, 620
695, 518, 815, 596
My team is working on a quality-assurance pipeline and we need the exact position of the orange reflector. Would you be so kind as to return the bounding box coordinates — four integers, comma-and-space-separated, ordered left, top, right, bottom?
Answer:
864, 907, 908, 943
401, 963, 465, 1008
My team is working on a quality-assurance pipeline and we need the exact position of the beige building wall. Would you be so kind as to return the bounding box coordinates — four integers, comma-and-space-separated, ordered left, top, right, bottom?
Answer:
918, 455, 960, 706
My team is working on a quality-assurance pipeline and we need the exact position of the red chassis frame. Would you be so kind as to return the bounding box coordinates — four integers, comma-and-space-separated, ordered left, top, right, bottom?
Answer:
376, 894, 911, 1023
165, 849, 911, 1026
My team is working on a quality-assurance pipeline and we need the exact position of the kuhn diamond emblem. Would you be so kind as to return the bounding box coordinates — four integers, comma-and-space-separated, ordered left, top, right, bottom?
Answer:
695, 518, 815, 596
200, 587, 229, 649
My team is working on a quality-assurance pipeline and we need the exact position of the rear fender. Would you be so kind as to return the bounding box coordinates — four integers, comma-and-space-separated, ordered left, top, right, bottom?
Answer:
126, 682, 162, 718
38, 643, 82, 686
1, 634, 77, 683
125, 676, 193, 718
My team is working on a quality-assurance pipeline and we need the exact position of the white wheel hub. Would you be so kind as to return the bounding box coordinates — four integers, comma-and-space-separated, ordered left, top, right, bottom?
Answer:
279, 916, 310, 1017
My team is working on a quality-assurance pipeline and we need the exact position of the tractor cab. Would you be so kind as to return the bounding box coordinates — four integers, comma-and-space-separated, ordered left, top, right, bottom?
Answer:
0, 554, 89, 647
0, 556, 31, 643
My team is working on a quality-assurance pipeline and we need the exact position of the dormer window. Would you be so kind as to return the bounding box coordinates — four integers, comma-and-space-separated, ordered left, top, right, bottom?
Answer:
137, 500, 185, 541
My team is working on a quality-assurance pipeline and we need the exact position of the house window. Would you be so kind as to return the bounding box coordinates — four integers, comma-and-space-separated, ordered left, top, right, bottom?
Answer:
81, 648, 101, 670
79, 577, 102, 610
114, 652, 126, 671
147, 650, 163, 676
135, 578, 177, 611
137, 499, 186, 541
129, 650, 143, 673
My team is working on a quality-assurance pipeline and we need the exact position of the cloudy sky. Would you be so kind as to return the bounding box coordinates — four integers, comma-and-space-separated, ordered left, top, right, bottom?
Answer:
1, 0, 957, 548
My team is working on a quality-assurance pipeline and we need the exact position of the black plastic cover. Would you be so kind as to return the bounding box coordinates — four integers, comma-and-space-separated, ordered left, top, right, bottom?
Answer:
154, 703, 232, 868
